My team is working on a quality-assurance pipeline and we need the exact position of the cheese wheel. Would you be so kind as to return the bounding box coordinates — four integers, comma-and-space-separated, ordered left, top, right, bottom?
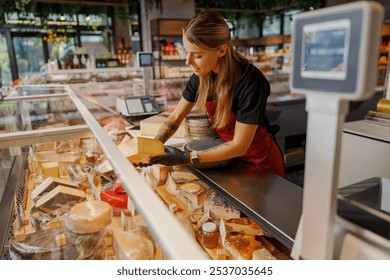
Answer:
66, 201, 113, 234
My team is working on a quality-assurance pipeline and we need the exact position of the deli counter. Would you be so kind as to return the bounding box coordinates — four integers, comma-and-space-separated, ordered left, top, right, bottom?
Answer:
0, 84, 298, 260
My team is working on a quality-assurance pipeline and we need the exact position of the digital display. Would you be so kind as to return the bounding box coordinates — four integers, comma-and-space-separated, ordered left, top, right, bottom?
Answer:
125, 97, 159, 115
301, 19, 350, 80
138, 53, 153, 67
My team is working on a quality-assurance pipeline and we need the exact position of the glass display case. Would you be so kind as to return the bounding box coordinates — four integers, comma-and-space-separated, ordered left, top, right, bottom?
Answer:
0, 84, 297, 261
45, 67, 145, 84
0, 85, 207, 260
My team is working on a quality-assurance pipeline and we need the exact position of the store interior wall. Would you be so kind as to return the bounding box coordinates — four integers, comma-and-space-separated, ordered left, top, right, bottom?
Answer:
140, 0, 195, 52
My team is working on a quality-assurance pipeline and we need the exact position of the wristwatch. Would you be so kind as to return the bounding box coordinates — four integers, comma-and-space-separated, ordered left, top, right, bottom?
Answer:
191, 151, 201, 164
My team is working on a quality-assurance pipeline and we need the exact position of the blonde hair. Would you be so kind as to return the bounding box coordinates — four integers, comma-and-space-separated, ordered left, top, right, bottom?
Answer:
183, 11, 252, 129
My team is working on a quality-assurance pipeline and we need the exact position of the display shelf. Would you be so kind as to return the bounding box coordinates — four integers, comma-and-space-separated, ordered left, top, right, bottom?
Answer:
151, 18, 192, 79
45, 67, 145, 84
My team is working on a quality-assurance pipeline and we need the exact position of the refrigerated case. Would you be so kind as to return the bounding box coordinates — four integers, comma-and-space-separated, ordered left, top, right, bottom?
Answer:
0, 84, 207, 260
0, 84, 302, 260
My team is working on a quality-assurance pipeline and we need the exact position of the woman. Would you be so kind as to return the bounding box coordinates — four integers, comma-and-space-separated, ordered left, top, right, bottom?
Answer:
149, 11, 285, 177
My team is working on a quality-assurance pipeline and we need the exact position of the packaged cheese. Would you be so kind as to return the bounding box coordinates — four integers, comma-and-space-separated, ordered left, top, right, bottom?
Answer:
31, 177, 79, 202
177, 181, 205, 210
36, 185, 86, 213
146, 164, 171, 186
41, 161, 59, 178
66, 201, 113, 234
224, 217, 264, 236
117, 137, 164, 164
112, 230, 154, 260
224, 234, 262, 260
9, 227, 105, 260
170, 170, 198, 184
204, 192, 241, 220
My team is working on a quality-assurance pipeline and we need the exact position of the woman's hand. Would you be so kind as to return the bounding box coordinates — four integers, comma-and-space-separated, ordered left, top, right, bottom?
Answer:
149, 146, 190, 166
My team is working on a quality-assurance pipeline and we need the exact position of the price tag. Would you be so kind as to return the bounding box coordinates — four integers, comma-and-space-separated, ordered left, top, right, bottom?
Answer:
219, 217, 226, 245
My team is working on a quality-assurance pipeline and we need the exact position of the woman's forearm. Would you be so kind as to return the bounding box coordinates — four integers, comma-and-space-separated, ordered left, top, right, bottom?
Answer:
154, 119, 179, 143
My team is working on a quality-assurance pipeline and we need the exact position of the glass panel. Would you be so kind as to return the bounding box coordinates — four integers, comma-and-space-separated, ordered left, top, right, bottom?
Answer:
81, 33, 112, 57
1, 95, 85, 132
13, 36, 45, 79
283, 9, 302, 35
0, 33, 12, 87
47, 31, 76, 63
13, 85, 68, 96
263, 15, 281, 36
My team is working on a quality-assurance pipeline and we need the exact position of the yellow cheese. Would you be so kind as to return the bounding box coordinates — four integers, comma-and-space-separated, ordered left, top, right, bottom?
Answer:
66, 201, 113, 234
41, 161, 59, 178
112, 230, 154, 260
117, 137, 164, 164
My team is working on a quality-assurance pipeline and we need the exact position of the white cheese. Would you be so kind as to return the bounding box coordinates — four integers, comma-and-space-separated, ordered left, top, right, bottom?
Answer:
66, 201, 112, 234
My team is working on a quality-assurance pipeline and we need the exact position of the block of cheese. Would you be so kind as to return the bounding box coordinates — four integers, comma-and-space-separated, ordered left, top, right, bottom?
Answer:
32, 151, 80, 163
66, 201, 113, 234
35, 142, 55, 152
224, 234, 262, 260
170, 170, 198, 184
36, 185, 86, 213
224, 217, 264, 236
204, 192, 241, 220
117, 137, 164, 164
177, 182, 203, 207
41, 161, 59, 178
112, 230, 154, 260
140, 113, 186, 138
147, 164, 171, 186
31, 177, 79, 202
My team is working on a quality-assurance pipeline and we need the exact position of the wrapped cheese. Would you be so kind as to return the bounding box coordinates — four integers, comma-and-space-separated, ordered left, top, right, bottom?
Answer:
204, 192, 240, 220
9, 227, 105, 260
31, 177, 79, 202
224, 234, 262, 260
66, 201, 113, 234
170, 170, 198, 184
36, 185, 86, 213
117, 137, 164, 164
112, 230, 154, 260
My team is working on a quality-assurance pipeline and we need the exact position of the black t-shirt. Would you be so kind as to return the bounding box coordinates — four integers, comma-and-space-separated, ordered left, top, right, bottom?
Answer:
182, 63, 270, 126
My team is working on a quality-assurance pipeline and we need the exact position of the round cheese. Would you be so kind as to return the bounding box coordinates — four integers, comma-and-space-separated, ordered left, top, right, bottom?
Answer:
66, 201, 113, 234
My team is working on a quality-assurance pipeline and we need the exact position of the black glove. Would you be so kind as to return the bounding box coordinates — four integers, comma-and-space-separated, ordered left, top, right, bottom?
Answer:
149, 146, 190, 166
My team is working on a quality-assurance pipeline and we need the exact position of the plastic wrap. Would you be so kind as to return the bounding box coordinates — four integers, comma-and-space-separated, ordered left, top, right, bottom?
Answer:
9, 227, 106, 260
65, 201, 113, 234
112, 230, 154, 260
100, 179, 129, 216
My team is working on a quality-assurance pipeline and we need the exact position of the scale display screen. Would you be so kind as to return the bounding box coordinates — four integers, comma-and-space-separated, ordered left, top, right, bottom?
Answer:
301, 19, 350, 80
137, 52, 153, 67
125, 97, 159, 115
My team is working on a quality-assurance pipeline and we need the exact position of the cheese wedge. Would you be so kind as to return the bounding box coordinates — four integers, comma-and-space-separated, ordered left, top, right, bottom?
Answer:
112, 230, 154, 260
117, 137, 164, 164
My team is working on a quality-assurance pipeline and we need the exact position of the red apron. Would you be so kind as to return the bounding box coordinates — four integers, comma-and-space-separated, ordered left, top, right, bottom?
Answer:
206, 101, 285, 177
